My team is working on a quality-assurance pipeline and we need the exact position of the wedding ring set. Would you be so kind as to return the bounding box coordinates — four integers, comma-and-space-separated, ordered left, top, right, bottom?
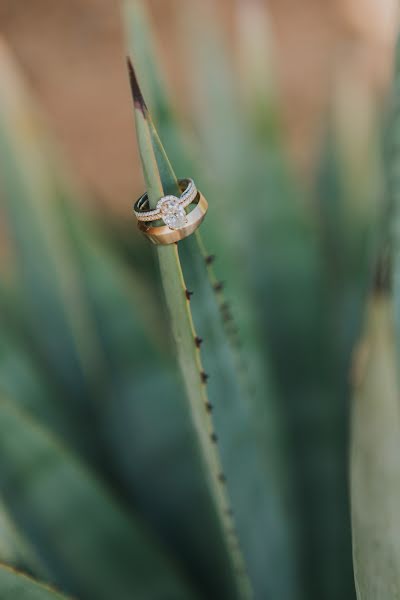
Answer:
133, 178, 207, 245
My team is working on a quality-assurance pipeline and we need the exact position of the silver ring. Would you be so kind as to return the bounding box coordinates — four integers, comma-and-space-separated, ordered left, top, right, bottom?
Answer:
133, 178, 198, 230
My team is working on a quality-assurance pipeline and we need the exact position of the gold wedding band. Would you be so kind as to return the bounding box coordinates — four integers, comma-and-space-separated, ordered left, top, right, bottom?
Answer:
137, 193, 208, 245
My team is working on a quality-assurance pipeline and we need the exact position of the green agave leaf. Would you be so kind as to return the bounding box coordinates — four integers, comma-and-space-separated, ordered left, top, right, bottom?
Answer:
0, 396, 197, 600
388, 37, 400, 346
0, 563, 67, 600
0, 295, 101, 471
179, 6, 365, 599
0, 501, 46, 578
308, 77, 381, 600
152, 4, 307, 595
0, 41, 174, 474
124, 3, 299, 597
350, 294, 400, 599
59, 219, 240, 599
235, 0, 280, 139
126, 57, 252, 599
316, 74, 381, 331
179, 237, 299, 600
350, 31, 400, 600
0, 42, 241, 598
0, 504, 30, 567
0, 43, 105, 460
123, 0, 268, 390
0, 296, 78, 446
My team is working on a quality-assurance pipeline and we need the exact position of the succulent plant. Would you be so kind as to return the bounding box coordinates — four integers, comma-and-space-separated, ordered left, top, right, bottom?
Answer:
0, 1, 398, 599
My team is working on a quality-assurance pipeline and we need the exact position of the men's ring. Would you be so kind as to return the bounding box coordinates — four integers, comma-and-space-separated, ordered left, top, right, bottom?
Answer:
134, 178, 208, 245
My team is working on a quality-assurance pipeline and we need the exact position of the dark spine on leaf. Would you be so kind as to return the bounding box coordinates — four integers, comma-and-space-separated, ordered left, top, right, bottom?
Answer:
194, 336, 203, 348
210, 433, 218, 443
185, 289, 194, 300
221, 303, 233, 322
127, 57, 147, 114
373, 247, 392, 294
205, 255, 216, 265
200, 371, 209, 384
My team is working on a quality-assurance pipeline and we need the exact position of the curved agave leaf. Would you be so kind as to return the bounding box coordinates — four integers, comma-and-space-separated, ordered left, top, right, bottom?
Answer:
0, 396, 197, 600
388, 38, 400, 343
350, 294, 400, 599
123, 4, 302, 598
180, 237, 298, 600
0, 43, 104, 460
350, 33, 400, 599
62, 223, 241, 600
0, 326, 63, 433
0, 42, 245, 598
0, 563, 67, 600
0, 502, 46, 578
179, 5, 370, 599
126, 56, 252, 599
235, 0, 280, 139
312, 72, 382, 600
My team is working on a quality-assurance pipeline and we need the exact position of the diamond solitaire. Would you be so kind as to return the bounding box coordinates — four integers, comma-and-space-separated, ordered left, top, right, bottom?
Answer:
133, 178, 207, 242
157, 195, 188, 230
134, 178, 197, 228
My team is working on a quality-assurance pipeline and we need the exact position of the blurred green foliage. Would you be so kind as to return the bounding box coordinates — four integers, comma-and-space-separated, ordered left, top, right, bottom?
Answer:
0, 0, 394, 598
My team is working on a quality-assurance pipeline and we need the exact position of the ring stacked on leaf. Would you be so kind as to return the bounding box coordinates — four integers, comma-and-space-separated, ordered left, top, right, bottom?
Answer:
134, 178, 208, 244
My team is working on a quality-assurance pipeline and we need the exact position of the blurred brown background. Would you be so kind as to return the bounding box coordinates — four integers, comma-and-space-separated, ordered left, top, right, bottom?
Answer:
0, 0, 398, 214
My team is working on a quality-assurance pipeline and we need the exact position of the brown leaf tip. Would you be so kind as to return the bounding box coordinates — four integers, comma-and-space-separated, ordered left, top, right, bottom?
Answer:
127, 57, 147, 114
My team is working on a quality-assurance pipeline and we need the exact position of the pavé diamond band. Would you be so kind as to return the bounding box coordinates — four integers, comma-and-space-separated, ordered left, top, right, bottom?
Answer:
137, 192, 208, 245
134, 178, 198, 230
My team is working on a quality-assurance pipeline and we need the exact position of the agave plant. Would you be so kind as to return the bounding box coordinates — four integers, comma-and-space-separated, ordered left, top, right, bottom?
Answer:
0, 1, 398, 599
